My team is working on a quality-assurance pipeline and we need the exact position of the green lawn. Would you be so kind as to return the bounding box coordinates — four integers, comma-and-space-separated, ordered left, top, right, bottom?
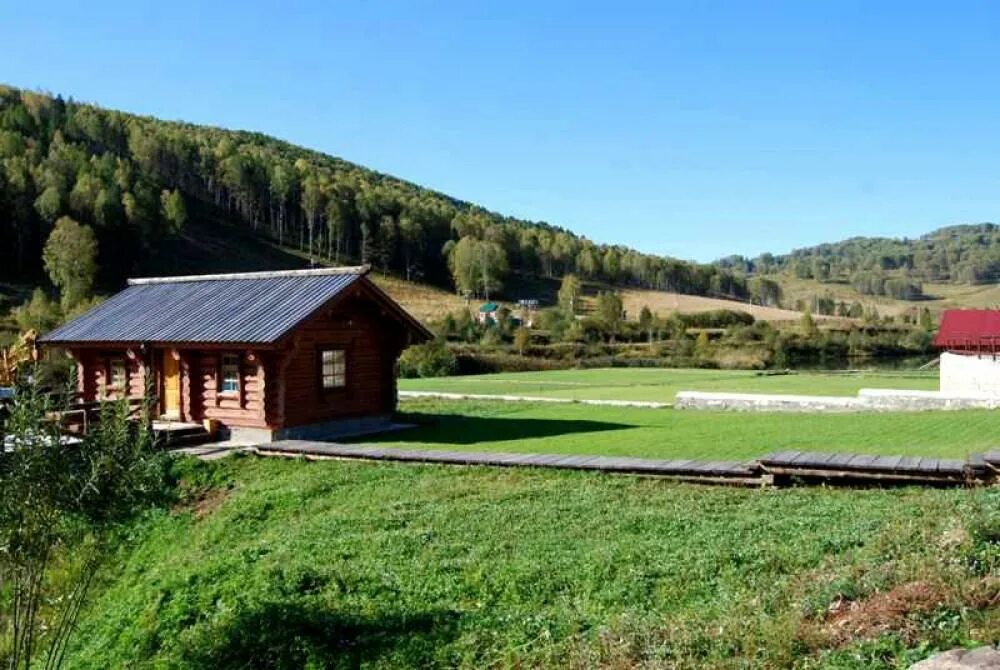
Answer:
377, 398, 995, 461
399, 368, 940, 403
65, 456, 999, 669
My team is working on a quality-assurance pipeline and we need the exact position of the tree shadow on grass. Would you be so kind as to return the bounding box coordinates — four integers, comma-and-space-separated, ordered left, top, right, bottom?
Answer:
181, 601, 461, 670
371, 413, 633, 445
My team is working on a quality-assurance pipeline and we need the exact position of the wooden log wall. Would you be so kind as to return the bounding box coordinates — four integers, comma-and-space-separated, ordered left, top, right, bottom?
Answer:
280, 298, 402, 429
194, 352, 267, 427
72, 349, 147, 402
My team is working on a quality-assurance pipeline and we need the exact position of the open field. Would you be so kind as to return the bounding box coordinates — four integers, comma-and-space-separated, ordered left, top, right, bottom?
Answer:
65, 456, 999, 669
380, 398, 997, 460
617, 287, 852, 323
399, 368, 941, 403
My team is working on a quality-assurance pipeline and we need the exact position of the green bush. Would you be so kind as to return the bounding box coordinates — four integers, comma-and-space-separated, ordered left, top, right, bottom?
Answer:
677, 310, 755, 329
398, 340, 458, 378
455, 352, 571, 374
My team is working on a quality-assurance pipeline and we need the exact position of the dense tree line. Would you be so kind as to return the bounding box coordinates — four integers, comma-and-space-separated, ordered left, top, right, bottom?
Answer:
717, 223, 1000, 287
0, 85, 747, 300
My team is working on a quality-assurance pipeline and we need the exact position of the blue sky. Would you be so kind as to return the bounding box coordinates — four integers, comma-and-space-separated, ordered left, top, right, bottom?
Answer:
4, 1, 1000, 262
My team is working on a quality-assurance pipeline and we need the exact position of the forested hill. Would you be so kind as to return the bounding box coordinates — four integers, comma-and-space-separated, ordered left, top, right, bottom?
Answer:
718, 223, 1000, 289
0, 84, 747, 301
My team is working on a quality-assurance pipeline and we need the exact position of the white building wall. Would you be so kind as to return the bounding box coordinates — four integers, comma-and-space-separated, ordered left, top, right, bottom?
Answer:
940, 351, 1000, 397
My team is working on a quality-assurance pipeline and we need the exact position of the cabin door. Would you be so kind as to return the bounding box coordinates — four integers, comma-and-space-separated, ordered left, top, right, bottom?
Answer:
162, 351, 181, 418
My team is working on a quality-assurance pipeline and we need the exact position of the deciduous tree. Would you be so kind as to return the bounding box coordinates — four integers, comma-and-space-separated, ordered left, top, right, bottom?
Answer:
42, 216, 98, 309
594, 291, 623, 342
514, 326, 531, 356
557, 274, 582, 315
160, 189, 186, 234
800, 308, 817, 337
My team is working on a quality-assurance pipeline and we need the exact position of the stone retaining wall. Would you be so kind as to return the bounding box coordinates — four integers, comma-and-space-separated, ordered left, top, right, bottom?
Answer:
399, 390, 670, 408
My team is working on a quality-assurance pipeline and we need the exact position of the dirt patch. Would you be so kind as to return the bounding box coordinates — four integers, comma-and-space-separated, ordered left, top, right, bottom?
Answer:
800, 581, 950, 647
172, 486, 232, 520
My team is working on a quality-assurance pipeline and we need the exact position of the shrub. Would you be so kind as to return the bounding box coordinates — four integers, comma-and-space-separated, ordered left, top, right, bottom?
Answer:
455, 353, 571, 374
479, 325, 504, 348
677, 310, 754, 329
0, 384, 166, 669
398, 340, 458, 378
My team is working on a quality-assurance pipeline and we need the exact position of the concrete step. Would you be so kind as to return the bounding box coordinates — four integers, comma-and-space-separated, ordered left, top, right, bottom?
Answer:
154, 427, 215, 448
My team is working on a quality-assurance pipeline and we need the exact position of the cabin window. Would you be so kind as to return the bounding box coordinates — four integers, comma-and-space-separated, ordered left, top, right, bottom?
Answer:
320, 349, 346, 389
109, 358, 128, 394
220, 354, 240, 394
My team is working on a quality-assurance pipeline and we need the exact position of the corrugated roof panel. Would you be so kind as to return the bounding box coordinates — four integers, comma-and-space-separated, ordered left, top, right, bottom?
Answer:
934, 309, 1000, 350
39, 271, 365, 344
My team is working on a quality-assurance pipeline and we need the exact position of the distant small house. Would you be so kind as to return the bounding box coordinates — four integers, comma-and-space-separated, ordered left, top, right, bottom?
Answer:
39, 266, 431, 441
477, 302, 500, 324
516, 299, 539, 328
933, 309, 1000, 396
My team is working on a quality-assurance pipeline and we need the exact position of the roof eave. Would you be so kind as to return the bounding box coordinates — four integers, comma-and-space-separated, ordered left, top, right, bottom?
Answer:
127, 265, 371, 285
38, 339, 284, 349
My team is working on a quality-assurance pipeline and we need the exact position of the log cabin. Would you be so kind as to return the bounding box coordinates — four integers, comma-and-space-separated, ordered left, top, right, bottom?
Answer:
38, 266, 432, 441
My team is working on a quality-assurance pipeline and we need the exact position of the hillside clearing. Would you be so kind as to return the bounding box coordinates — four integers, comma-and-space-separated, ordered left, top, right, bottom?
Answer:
770, 275, 1000, 318
65, 457, 999, 669
369, 274, 470, 323
617, 287, 852, 323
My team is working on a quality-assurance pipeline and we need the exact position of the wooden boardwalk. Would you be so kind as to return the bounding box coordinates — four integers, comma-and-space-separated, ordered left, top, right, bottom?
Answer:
255, 441, 1000, 487
758, 451, 973, 484
257, 441, 759, 485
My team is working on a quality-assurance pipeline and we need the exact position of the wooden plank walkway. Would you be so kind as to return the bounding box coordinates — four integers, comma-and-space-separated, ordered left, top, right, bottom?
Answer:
251, 441, 999, 487
758, 450, 976, 484
256, 440, 760, 484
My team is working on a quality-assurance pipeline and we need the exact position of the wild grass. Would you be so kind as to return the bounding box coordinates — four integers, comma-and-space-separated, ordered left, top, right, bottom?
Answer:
369, 274, 471, 323
399, 368, 941, 403
64, 456, 999, 669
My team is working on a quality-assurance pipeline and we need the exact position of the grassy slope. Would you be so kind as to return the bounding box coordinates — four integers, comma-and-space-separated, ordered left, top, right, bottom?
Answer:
378, 398, 997, 460
770, 274, 1000, 318
66, 456, 998, 669
368, 274, 470, 323
399, 368, 941, 402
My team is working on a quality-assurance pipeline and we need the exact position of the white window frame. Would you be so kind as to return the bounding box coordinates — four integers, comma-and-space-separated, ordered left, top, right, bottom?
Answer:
320, 349, 346, 389
220, 354, 240, 395
109, 358, 128, 394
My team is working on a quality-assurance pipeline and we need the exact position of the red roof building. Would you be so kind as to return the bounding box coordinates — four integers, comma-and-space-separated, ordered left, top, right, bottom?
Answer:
934, 309, 1000, 354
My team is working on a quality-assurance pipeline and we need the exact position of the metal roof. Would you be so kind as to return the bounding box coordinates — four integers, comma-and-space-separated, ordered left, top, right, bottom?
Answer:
934, 309, 1000, 351
40, 267, 372, 345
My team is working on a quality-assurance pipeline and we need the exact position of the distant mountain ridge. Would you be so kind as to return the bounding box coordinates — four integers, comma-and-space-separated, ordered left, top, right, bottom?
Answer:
717, 223, 1000, 295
